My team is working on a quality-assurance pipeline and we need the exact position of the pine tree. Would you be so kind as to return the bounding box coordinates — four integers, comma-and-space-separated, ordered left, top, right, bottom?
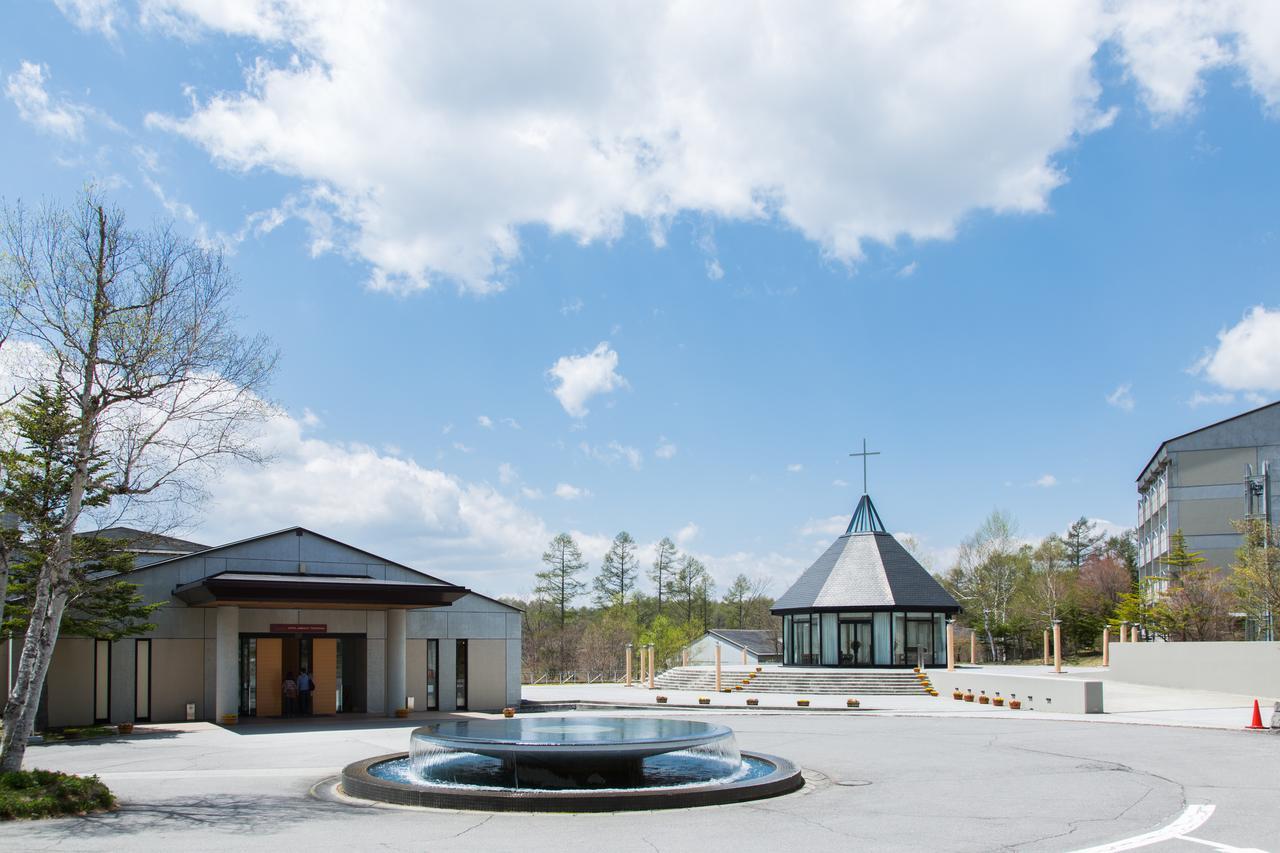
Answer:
1161, 528, 1204, 582
533, 533, 587, 674
723, 574, 753, 628
592, 531, 638, 608
648, 536, 677, 616
668, 553, 710, 625
1064, 517, 1104, 569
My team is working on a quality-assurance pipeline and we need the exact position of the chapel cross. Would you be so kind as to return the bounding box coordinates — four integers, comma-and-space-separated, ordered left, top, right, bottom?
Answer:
849, 438, 880, 495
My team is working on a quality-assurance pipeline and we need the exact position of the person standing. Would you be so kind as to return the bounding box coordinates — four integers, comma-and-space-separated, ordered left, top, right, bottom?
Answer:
297, 668, 315, 716
282, 672, 298, 718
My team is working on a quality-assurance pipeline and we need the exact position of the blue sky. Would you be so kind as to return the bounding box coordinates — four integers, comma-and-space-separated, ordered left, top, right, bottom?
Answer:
4, 2, 1280, 596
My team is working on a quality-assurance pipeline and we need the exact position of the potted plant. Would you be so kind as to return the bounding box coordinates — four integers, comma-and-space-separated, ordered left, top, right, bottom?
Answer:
395, 707, 411, 718
1009, 699, 1022, 710
502, 707, 516, 718
953, 690, 964, 700
755, 666, 762, 672
928, 689, 939, 696
116, 723, 134, 735
746, 698, 759, 706
796, 698, 810, 707
219, 713, 238, 726
978, 692, 990, 705
992, 696, 1005, 707
698, 696, 711, 705
656, 695, 668, 704
963, 692, 975, 702
721, 687, 733, 693
846, 698, 860, 708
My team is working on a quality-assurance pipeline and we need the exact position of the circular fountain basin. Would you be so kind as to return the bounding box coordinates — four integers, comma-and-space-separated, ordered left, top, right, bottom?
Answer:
340, 715, 803, 812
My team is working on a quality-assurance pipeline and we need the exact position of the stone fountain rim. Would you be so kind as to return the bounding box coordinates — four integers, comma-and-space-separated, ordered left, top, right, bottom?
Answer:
339, 750, 803, 812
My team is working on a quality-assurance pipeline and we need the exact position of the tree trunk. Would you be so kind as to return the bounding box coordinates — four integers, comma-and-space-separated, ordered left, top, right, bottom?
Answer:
0, 563, 69, 770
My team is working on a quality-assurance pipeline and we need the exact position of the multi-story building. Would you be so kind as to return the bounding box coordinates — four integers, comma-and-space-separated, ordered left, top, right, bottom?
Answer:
1136, 400, 1279, 596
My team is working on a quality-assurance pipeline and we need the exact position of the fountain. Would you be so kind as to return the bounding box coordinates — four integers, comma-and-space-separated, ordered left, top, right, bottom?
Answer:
340, 716, 802, 811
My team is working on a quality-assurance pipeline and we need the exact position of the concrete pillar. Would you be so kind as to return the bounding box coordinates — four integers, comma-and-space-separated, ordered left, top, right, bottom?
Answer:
1052, 621, 1062, 674
1102, 626, 1111, 667
1043, 629, 1050, 665
625, 643, 632, 686
969, 631, 977, 664
386, 608, 407, 715
946, 621, 955, 672
215, 605, 239, 721
741, 647, 748, 665
1118, 622, 1127, 643
648, 645, 656, 689
714, 643, 722, 692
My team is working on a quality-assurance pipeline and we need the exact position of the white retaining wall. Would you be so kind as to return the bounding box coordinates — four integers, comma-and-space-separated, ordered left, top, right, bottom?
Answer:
1108, 642, 1280, 699
935, 671, 1104, 713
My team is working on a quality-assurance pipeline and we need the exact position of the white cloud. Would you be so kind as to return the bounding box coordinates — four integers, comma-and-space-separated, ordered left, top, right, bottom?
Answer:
501, 417, 522, 430
896, 261, 918, 278
1187, 390, 1236, 408
5, 61, 86, 139
1193, 306, 1280, 392
131, 2, 1280, 295
560, 298, 584, 316
520, 486, 544, 500
705, 259, 724, 281
787, 463, 803, 473
477, 415, 494, 429
800, 515, 847, 537
554, 482, 590, 500
580, 440, 642, 470
1034, 473, 1058, 488
832, 479, 849, 487
54, 0, 122, 37
1106, 382, 1135, 412
547, 342, 627, 417
451, 441, 474, 453
675, 522, 700, 547
497, 462, 517, 485
654, 437, 677, 459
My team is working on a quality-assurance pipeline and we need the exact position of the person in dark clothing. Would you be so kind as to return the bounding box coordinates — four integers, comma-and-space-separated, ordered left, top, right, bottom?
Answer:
282, 671, 298, 717
297, 668, 315, 715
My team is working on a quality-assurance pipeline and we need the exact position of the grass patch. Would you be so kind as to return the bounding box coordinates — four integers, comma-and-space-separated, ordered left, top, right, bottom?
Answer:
0, 769, 115, 820
38, 725, 118, 743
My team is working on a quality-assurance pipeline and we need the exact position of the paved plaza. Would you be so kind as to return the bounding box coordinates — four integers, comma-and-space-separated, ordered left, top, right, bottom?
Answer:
4, 684, 1278, 852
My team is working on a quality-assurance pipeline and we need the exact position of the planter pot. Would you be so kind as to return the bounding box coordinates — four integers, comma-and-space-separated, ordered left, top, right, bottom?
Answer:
721, 687, 733, 693
395, 708, 411, 718
797, 699, 810, 707
733, 686, 743, 691
746, 698, 759, 706
116, 723, 134, 735
698, 697, 711, 705
928, 690, 939, 696
656, 696, 668, 704
913, 667, 920, 673
953, 691, 964, 700
963, 693, 975, 702
978, 695, 990, 705
846, 699, 860, 708
1009, 700, 1022, 710
755, 667, 762, 672
219, 713, 238, 726
992, 698, 1005, 707
502, 707, 516, 718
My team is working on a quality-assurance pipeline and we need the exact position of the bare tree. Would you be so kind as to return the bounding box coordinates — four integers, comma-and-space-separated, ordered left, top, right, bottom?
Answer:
945, 510, 1020, 661
0, 190, 276, 771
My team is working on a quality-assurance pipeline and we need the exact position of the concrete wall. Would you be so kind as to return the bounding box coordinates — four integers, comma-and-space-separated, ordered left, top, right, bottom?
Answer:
938, 671, 1104, 713
151, 639, 207, 723
467, 639, 509, 710
1109, 642, 1280, 699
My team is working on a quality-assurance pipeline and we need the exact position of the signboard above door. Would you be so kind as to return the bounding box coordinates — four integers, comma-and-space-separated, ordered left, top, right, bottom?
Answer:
269, 623, 328, 634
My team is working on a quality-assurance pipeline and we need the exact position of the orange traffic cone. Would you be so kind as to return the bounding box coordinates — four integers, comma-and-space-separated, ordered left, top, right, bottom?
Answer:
1247, 699, 1266, 730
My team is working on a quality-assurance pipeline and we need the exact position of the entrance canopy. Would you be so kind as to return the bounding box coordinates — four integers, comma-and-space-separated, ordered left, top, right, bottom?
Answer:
174, 571, 469, 609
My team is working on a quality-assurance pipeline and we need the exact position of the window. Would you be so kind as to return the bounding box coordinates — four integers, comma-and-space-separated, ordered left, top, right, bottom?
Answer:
135, 640, 151, 722
427, 639, 439, 711
455, 639, 468, 710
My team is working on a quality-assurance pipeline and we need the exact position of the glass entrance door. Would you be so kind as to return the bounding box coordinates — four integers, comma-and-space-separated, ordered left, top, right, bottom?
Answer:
906, 620, 933, 668
838, 621, 872, 666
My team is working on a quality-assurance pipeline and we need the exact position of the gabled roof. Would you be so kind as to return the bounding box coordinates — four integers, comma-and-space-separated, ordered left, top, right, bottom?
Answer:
80, 526, 208, 555
773, 494, 959, 613
1137, 398, 1280, 482
707, 629, 781, 656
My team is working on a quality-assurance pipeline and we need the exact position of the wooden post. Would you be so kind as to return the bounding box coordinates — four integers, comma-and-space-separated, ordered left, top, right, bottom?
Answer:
969, 630, 977, 664
625, 643, 632, 687
1053, 621, 1062, 674
1042, 629, 1050, 665
741, 646, 748, 665
946, 621, 955, 672
1118, 622, 1127, 643
682, 648, 689, 667
1102, 626, 1110, 667
648, 645, 656, 689
640, 645, 647, 685
714, 643, 722, 693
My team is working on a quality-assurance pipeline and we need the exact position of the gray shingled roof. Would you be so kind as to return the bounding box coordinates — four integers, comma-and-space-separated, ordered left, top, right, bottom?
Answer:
773, 524, 959, 612
709, 629, 781, 656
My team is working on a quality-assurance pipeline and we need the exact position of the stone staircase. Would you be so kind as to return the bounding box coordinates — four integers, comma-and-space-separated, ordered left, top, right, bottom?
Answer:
653, 666, 931, 695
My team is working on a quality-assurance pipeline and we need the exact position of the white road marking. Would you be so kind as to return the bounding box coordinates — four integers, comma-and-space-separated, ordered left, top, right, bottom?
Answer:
95, 767, 340, 780
1070, 804, 1215, 853
1179, 835, 1269, 853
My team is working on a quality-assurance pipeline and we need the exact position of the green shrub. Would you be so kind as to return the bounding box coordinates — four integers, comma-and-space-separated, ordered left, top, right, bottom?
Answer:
0, 769, 115, 820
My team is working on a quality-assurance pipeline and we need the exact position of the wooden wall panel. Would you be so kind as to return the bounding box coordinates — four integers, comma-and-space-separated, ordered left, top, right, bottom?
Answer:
256, 638, 282, 717
312, 638, 337, 715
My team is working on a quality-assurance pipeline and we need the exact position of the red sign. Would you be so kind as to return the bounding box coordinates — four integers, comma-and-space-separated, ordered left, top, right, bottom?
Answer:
269, 623, 328, 634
